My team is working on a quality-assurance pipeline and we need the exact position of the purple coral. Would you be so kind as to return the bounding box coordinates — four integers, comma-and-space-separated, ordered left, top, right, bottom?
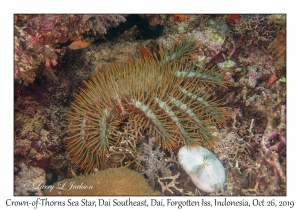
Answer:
247, 66, 258, 88
137, 138, 172, 187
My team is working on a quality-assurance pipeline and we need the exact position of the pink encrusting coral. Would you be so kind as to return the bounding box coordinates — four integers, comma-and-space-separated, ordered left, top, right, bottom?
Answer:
14, 14, 127, 85
14, 15, 87, 85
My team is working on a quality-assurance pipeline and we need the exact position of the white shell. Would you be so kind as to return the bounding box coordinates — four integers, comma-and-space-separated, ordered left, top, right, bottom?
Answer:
178, 145, 225, 193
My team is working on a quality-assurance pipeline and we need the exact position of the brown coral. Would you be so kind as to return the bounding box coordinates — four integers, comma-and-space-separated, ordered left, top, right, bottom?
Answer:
43, 168, 161, 195
267, 28, 286, 70
267, 15, 286, 72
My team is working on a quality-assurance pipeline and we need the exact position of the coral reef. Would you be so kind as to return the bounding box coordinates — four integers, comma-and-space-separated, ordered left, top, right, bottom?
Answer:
137, 138, 172, 185
105, 115, 146, 169
86, 40, 142, 74
14, 94, 64, 171
14, 14, 87, 85
267, 26, 286, 71
140, 14, 189, 27
228, 14, 281, 48
14, 47, 93, 186
266, 14, 286, 72
14, 162, 45, 195
139, 15, 164, 26
14, 14, 286, 196
157, 173, 183, 194
83, 15, 126, 35
212, 128, 286, 195
44, 168, 161, 195
14, 14, 128, 85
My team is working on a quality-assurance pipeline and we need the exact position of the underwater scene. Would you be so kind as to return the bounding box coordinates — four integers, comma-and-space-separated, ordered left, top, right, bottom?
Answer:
14, 14, 286, 196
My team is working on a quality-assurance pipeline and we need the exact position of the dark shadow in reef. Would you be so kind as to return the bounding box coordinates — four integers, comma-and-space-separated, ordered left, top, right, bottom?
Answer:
58, 15, 164, 48
93, 14, 164, 45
